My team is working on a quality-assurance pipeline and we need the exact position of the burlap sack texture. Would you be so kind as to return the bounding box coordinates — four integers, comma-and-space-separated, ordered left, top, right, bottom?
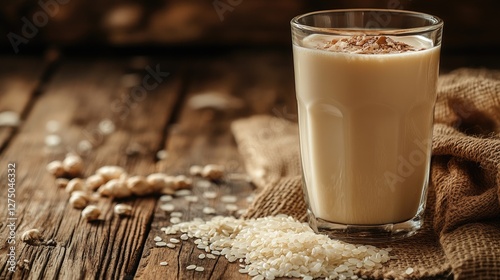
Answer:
230, 69, 500, 280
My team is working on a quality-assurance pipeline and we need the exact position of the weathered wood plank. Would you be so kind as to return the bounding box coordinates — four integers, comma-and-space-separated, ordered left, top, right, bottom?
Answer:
0, 56, 47, 151
135, 50, 296, 279
0, 57, 183, 280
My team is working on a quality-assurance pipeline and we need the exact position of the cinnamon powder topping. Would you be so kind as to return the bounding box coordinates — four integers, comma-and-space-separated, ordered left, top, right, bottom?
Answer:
320, 35, 424, 54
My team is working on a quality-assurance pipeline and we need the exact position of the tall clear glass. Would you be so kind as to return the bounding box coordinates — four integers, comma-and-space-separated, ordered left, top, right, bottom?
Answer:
291, 9, 443, 242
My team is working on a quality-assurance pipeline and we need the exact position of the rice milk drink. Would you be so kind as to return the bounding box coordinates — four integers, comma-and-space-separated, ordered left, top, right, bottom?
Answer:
293, 34, 440, 225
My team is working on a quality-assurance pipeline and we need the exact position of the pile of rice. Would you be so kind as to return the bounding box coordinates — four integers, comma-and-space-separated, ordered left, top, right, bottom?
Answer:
162, 215, 391, 280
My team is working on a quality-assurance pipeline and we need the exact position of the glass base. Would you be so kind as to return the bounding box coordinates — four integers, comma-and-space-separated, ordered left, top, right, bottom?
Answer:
307, 210, 423, 243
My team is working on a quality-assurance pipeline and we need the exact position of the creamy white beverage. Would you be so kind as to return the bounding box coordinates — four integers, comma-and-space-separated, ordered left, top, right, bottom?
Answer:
293, 34, 440, 225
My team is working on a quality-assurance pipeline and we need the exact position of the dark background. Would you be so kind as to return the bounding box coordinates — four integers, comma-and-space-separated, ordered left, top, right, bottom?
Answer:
1, 0, 499, 70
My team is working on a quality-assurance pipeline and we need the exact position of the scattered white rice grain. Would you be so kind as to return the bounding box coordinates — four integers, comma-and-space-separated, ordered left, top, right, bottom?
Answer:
203, 207, 216, 215
156, 150, 168, 160
153, 236, 162, 242
252, 275, 264, 280
189, 165, 203, 176
159, 261, 168, 266
45, 134, 62, 147
198, 253, 206, 259
159, 195, 173, 202
45, 120, 60, 132
405, 267, 414, 275
220, 195, 237, 203
364, 260, 375, 267
186, 264, 196, 270
184, 195, 198, 203
195, 266, 205, 272
169, 238, 180, 244
225, 204, 238, 212
170, 217, 181, 224
239, 268, 248, 274
174, 189, 192, 196
203, 191, 218, 199
98, 119, 115, 135
160, 215, 391, 279
0, 111, 20, 127
166, 243, 176, 249
77, 140, 93, 154
155, 241, 167, 247
170, 212, 183, 218
180, 234, 189, 240
196, 180, 212, 188
160, 203, 175, 212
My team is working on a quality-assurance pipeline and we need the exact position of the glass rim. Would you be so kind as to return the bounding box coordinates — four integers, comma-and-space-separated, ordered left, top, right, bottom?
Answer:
291, 9, 443, 35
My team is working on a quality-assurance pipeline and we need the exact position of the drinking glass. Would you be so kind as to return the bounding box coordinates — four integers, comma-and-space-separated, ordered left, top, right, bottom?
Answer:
291, 9, 443, 241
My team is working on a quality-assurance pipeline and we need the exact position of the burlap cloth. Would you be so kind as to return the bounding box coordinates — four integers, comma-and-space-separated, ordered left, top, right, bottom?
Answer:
230, 69, 500, 280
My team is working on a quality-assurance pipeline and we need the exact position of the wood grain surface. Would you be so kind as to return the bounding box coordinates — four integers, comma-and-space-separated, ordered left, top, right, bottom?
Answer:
0, 50, 296, 280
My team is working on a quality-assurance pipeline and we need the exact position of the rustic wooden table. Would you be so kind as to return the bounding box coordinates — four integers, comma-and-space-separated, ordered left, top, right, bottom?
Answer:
0, 49, 297, 280
2, 46, 498, 280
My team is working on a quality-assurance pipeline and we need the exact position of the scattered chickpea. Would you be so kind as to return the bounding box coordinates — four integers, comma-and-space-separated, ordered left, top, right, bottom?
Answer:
160, 185, 176, 195
162, 176, 177, 194
146, 173, 176, 194
127, 176, 152, 196
96, 166, 126, 182
46, 160, 65, 178
173, 175, 192, 190
21, 229, 43, 245
146, 173, 170, 192
99, 179, 132, 198
55, 178, 69, 188
81, 205, 101, 222
114, 204, 133, 216
189, 165, 203, 176
65, 178, 85, 194
69, 191, 90, 209
62, 153, 83, 177
86, 174, 105, 191
201, 164, 224, 181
